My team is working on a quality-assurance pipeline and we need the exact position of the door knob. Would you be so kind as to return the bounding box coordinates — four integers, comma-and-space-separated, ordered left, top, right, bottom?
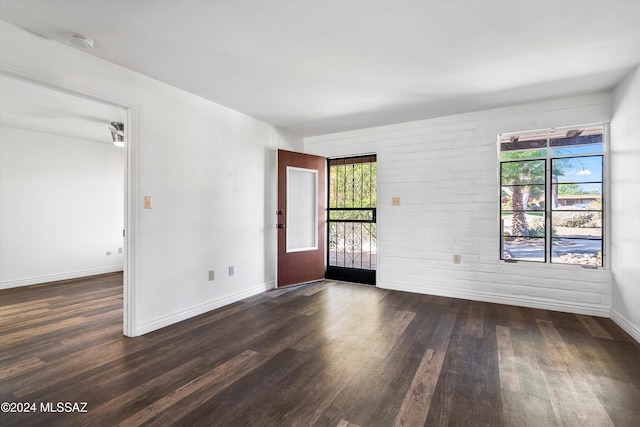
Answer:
277, 224, 285, 229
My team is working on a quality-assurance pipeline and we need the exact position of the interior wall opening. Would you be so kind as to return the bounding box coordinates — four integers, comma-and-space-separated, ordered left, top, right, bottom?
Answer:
0, 71, 130, 334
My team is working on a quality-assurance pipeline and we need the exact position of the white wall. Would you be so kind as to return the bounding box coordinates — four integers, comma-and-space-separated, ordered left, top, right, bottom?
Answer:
611, 66, 640, 342
0, 21, 302, 335
0, 127, 124, 288
306, 93, 613, 316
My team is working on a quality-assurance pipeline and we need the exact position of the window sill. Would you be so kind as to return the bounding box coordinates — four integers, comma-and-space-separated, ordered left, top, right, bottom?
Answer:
498, 259, 609, 271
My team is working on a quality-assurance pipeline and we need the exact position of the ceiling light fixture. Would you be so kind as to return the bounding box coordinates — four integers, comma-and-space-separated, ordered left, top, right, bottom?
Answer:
109, 122, 125, 147
69, 33, 94, 49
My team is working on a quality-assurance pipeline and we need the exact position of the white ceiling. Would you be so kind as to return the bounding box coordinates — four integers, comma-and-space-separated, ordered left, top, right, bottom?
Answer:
1, 0, 639, 137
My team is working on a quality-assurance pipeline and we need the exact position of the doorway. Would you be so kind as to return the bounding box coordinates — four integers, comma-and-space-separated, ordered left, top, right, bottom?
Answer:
326, 155, 377, 285
0, 70, 133, 335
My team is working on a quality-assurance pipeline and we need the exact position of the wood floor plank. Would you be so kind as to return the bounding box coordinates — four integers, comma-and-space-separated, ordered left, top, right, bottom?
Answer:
336, 419, 361, 427
393, 348, 445, 426
30, 331, 227, 410
535, 319, 615, 427
425, 303, 503, 426
558, 325, 640, 425
496, 325, 524, 427
364, 297, 454, 425
0, 299, 61, 315
577, 315, 614, 340
0, 294, 121, 333
10, 337, 151, 398
0, 316, 86, 346
309, 349, 387, 427
172, 347, 312, 426
0, 356, 45, 381
370, 309, 416, 359
505, 327, 561, 427
329, 309, 416, 360
394, 308, 458, 426
495, 304, 527, 331
496, 325, 520, 392
465, 300, 484, 338
236, 342, 367, 426
83, 356, 207, 426
589, 377, 640, 426
118, 350, 265, 426
57, 321, 123, 347
302, 280, 335, 296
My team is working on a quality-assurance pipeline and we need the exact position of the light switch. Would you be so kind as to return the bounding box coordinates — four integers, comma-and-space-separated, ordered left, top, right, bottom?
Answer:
144, 196, 153, 209
391, 197, 401, 206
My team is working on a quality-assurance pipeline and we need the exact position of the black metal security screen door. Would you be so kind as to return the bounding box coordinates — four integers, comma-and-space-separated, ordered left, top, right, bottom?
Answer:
326, 155, 377, 285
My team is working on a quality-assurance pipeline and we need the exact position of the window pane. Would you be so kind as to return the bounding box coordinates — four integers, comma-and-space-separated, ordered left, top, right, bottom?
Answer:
329, 160, 377, 209
500, 132, 547, 152
552, 156, 603, 183
329, 209, 374, 221
552, 238, 603, 266
501, 160, 545, 185
553, 183, 602, 210
286, 167, 317, 252
550, 144, 603, 157
501, 184, 545, 211
500, 149, 548, 161
501, 212, 546, 238
502, 237, 545, 262
549, 126, 604, 156
552, 212, 602, 238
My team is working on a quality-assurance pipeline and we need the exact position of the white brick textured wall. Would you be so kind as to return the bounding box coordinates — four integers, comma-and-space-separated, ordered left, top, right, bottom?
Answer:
306, 93, 613, 316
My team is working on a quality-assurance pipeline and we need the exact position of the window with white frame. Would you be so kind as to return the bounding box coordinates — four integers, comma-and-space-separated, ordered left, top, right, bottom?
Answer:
499, 124, 605, 267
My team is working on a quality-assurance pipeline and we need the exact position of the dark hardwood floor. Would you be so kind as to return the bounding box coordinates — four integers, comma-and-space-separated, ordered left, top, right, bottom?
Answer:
1, 273, 640, 426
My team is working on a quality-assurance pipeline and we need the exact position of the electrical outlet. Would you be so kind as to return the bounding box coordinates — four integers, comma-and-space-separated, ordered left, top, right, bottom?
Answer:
229, 266, 234, 276
144, 196, 153, 209
118, 247, 123, 254
453, 254, 461, 264
208, 270, 215, 281
391, 197, 401, 206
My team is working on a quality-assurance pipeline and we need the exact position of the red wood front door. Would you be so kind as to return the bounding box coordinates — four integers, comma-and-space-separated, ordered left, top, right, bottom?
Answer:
277, 149, 326, 287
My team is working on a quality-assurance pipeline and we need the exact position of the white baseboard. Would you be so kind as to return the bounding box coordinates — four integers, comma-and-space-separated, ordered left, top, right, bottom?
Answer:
135, 281, 276, 336
611, 309, 640, 344
0, 266, 124, 290
378, 280, 611, 318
